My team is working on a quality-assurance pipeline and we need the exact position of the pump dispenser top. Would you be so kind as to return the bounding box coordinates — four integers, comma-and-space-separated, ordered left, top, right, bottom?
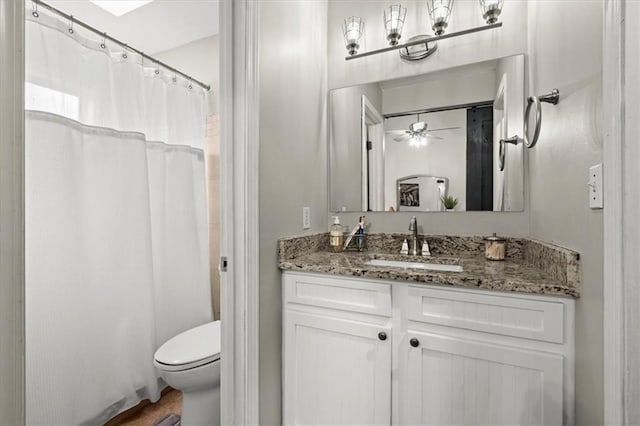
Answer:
329, 216, 344, 252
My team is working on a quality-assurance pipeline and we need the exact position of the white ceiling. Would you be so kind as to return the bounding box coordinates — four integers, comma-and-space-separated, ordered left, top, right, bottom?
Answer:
44, 0, 219, 54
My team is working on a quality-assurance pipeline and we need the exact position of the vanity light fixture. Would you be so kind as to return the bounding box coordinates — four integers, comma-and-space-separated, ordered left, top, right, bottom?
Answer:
426, 0, 454, 36
342, 16, 364, 56
479, 0, 504, 24
343, 0, 504, 61
384, 4, 407, 46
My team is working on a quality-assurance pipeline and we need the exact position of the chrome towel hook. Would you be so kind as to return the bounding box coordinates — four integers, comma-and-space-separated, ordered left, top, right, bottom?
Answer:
524, 88, 560, 148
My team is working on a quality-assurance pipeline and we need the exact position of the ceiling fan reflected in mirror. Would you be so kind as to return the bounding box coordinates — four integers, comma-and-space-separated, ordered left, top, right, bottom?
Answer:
388, 115, 461, 147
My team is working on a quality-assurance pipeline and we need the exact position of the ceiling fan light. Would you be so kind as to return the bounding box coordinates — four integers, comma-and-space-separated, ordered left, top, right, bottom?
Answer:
409, 135, 428, 148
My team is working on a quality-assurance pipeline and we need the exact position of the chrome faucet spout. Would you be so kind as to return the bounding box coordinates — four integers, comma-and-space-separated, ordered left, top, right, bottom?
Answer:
409, 216, 417, 237
408, 216, 419, 256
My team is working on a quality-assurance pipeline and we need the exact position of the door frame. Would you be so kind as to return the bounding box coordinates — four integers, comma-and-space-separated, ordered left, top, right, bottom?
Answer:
603, 0, 634, 423
361, 95, 384, 211
219, 0, 261, 424
493, 75, 507, 211
0, 0, 25, 424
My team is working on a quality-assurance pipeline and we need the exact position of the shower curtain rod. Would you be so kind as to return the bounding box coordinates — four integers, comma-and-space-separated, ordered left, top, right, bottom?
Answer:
31, 0, 211, 92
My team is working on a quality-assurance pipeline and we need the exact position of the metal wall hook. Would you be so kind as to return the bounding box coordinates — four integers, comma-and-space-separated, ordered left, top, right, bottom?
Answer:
524, 88, 560, 148
500, 135, 519, 145
499, 135, 520, 171
537, 88, 560, 105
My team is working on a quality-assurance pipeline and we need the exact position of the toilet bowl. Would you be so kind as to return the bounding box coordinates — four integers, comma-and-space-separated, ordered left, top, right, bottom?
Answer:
154, 321, 221, 426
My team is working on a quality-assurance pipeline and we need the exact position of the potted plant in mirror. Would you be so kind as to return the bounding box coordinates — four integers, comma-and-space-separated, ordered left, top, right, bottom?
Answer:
441, 195, 459, 212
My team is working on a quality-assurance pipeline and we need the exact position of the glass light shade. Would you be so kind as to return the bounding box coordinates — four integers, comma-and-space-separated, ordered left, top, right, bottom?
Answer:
342, 17, 364, 56
383, 4, 407, 46
479, 0, 504, 24
409, 135, 428, 148
426, 0, 454, 36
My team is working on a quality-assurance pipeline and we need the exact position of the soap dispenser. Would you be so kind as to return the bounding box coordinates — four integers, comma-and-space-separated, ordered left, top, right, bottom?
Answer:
329, 216, 344, 252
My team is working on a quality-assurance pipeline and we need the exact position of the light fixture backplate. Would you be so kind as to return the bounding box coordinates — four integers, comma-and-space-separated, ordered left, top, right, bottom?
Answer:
399, 35, 438, 61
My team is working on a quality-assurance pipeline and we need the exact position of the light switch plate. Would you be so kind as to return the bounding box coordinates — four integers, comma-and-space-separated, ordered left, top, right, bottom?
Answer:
589, 163, 603, 209
302, 206, 311, 229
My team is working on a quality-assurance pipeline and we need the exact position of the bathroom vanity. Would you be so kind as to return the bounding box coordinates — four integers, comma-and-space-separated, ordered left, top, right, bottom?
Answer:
279, 234, 578, 425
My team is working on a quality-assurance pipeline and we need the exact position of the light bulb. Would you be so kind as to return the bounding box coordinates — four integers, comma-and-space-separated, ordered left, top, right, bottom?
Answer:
342, 17, 364, 56
479, 0, 504, 24
384, 4, 407, 46
427, 0, 454, 36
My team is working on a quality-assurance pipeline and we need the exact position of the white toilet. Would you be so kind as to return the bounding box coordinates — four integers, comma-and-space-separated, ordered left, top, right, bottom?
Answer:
154, 321, 221, 426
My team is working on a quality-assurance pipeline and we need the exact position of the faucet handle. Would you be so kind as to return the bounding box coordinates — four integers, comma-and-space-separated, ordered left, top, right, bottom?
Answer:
421, 240, 431, 257
400, 239, 409, 255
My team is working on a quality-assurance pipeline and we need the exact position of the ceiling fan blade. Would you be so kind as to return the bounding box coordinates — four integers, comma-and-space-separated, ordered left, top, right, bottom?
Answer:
426, 134, 443, 140
428, 126, 462, 132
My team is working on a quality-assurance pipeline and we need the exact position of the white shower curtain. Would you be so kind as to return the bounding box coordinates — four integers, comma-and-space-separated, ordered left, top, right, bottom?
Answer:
25, 12, 212, 426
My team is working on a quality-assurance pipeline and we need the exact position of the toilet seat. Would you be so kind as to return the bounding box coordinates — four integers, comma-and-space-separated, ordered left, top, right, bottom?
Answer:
154, 321, 221, 372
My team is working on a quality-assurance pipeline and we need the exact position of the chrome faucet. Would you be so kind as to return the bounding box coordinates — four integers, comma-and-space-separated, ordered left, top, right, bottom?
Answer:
408, 216, 419, 256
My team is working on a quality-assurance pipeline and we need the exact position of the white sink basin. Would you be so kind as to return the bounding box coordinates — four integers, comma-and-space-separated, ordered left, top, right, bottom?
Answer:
365, 259, 463, 272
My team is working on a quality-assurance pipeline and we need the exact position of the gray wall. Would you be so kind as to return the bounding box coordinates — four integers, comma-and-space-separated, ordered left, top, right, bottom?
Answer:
329, 0, 530, 236
258, 1, 328, 424
155, 36, 220, 114
328, 1, 604, 423
527, 1, 604, 423
256, 1, 603, 423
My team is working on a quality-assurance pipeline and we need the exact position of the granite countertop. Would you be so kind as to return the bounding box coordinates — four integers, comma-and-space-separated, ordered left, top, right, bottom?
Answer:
278, 234, 580, 298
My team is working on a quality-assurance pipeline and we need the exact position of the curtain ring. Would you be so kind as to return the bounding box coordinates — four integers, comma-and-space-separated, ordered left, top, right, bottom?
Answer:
155, 62, 160, 75
100, 33, 106, 49
172, 73, 177, 84
188, 79, 193, 90
32, 1, 39, 18
68, 16, 74, 34
122, 44, 128, 59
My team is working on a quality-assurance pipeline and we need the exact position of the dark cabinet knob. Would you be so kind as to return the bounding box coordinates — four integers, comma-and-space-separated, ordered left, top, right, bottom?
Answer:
410, 337, 420, 347
378, 332, 387, 341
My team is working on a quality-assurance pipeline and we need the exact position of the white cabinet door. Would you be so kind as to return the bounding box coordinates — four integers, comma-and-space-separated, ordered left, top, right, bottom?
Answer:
283, 311, 391, 426
403, 331, 564, 426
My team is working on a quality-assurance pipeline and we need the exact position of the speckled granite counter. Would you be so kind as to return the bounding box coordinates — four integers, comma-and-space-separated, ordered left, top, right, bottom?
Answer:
278, 234, 580, 298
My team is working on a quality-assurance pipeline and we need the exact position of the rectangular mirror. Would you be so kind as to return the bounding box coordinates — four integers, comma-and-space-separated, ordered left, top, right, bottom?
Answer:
329, 54, 525, 213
